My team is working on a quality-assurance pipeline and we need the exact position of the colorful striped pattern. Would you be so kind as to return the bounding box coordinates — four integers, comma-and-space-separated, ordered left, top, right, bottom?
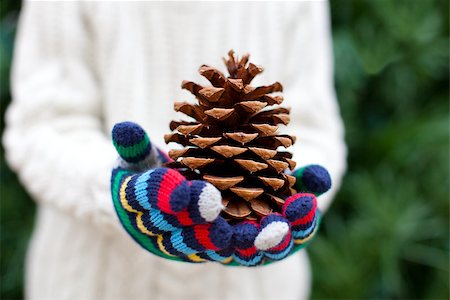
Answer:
231, 221, 264, 266
110, 121, 326, 266
113, 169, 233, 260
124, 167, 190, 214
264, 232, 294, 261
112, 122, 152, 163
111, 163, 321, 266
283, 193, 317, 224
112, 168, 321, 266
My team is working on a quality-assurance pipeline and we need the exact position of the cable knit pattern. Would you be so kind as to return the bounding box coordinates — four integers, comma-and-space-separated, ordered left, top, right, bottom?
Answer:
3, 1, 346, 299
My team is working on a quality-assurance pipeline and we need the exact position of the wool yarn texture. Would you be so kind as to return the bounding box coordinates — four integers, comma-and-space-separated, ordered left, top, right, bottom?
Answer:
111, 122, 330, 266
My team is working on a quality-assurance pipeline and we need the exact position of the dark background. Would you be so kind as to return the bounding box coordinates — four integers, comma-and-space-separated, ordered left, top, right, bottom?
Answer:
1, 1, 449, 299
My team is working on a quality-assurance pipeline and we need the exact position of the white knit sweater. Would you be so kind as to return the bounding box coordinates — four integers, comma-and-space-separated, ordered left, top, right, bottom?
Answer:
4, 1, 346, 300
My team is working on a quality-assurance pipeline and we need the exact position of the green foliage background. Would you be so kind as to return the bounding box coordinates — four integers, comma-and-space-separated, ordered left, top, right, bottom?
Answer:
1, 1, 448, 299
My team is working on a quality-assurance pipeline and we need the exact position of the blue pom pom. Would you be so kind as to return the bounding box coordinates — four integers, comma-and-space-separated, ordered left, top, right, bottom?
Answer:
232, 222, 259, 249
112, 121, 147, 147
302, 165, 332, 194
284, 194, 315, 222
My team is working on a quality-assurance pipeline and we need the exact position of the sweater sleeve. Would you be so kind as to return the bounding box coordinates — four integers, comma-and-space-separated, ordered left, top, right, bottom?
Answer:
3, 2, 119, 231
281, 2, 347, 212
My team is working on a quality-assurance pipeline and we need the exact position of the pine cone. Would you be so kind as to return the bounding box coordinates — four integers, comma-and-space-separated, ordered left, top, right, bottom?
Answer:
165, 50, 297, 222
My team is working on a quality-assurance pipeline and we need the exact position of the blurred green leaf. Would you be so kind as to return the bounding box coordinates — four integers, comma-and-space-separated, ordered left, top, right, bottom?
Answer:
312, 0, 449, 299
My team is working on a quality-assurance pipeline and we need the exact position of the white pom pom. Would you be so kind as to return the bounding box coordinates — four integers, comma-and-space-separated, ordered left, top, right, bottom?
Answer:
254, 221, 289, 251
198, 183, 223, 222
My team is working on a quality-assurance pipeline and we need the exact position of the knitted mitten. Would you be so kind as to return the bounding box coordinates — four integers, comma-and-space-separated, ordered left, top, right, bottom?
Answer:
110, 122, 331, 266
233, 165, 330, 266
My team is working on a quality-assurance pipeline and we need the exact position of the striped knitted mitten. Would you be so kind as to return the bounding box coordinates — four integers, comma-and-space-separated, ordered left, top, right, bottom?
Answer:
110, 122, 331, 266
232, 166, 330, 266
